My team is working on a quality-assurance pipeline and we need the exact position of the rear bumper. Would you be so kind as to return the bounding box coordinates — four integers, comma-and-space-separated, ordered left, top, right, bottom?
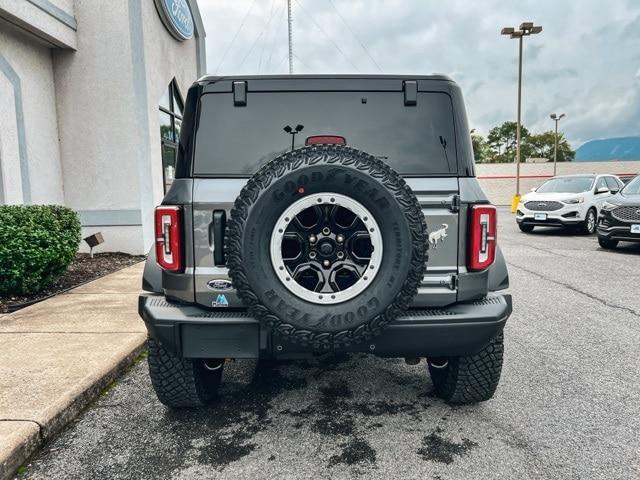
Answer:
139, 293, 512, 358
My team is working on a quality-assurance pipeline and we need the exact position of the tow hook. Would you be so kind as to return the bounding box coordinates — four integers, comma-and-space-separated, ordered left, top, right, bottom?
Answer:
203, 359, 224, 371
427, 357, 449, 369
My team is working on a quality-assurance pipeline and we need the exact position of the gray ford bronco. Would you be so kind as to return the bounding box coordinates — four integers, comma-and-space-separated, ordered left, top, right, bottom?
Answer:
139, 75, 511, 408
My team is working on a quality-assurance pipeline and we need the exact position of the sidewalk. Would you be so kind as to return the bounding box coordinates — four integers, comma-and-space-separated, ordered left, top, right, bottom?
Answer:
0, 263, 146, 480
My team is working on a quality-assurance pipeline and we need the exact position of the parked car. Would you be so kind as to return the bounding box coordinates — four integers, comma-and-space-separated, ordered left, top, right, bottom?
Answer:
619, 174, 638, 185
516, 174, 624, 234
597, 175, 640, 249
139, 75, 512, 408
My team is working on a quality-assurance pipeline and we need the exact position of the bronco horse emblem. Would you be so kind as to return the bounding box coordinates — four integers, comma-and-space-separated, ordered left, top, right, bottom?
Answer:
428, 223, 449, 249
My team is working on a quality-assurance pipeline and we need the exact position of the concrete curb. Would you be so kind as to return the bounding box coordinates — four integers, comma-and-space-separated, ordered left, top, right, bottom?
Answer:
0, 340, 146, 480
0, 263, 147, 480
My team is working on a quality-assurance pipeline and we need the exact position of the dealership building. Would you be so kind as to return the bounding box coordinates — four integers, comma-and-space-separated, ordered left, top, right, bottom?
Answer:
0, 0, 206, 254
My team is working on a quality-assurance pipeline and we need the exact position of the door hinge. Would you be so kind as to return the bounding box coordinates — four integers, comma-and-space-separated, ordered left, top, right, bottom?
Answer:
450, 194, 461, 213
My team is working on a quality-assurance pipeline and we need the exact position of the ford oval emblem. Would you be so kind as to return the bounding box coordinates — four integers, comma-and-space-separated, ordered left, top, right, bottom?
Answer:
154, 0, 194, 41
207, 279, 233, 292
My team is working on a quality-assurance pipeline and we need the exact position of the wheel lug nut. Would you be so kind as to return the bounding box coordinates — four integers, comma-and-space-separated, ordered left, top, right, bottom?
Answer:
309, 235, 317, 244
322, 227, 330, 235
337, 251, 344, 259
323, 260, 330, 268
309, 251, 317, 259
336, 234, 344, 243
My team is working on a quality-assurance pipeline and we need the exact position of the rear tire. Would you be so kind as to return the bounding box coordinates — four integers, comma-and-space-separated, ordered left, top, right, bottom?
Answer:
518, 224, 534, 233
580, 208, 597, 235
147, 338, 223, 408
428, 333, 504, 404
598, 237, 618, 250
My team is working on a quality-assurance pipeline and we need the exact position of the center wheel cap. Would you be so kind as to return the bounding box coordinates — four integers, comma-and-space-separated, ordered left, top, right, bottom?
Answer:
318, 240, 335, 256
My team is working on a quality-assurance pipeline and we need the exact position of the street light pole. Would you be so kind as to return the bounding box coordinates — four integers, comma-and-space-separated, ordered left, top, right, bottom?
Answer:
550, 113, 565, 176
501, 22, 542, 212
516, 34, 523, 196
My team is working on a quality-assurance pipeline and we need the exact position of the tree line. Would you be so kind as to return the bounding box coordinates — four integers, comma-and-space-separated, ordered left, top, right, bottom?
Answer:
472, 121, 575, 163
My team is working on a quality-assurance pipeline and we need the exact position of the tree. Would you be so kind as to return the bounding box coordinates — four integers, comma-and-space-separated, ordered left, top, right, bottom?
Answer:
524, 131, 574, 162
486, 121, 532, 163
471, 133, 492, 163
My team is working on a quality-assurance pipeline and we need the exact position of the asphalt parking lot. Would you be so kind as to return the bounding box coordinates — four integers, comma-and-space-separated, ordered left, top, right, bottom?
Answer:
19, 208, 640, 480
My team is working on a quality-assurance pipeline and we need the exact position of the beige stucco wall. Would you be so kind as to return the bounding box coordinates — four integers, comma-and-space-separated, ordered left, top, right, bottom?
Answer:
0, 21, 65, 205
0, 0, 76, 49
52, 0, 202, 254
477, 161, 640, 205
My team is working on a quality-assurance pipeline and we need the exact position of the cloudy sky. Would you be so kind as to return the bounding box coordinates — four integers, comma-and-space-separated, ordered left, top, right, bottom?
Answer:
198, 0, 640, 147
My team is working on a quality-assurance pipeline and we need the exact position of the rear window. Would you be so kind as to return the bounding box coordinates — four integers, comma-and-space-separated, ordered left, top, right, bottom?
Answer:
194, 91, 457, 176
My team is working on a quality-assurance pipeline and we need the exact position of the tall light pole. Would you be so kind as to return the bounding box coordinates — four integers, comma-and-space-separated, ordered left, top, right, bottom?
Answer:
550, 113, 565, 176
501, 22, 542, 211
287, 0, 294, 74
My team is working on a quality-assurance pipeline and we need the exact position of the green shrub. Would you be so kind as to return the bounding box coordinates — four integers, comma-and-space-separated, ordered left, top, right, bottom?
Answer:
0, 205, 81, 295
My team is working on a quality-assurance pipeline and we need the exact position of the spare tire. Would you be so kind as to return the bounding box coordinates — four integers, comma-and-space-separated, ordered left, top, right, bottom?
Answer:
225, 145, 427, 349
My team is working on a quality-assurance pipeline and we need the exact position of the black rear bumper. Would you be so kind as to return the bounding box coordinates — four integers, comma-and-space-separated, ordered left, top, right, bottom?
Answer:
139, 293, 512, 358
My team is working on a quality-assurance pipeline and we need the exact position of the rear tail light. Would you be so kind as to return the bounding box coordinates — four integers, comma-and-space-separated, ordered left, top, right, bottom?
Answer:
468, 205, 497, 271
155, 206, 183, 272
305, 135, 347, 146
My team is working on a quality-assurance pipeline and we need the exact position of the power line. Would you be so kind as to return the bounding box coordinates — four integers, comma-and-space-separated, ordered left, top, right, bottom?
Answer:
237, 27, 266, 70
265, 4, 287, 72
326, 0, 383, 72
276, 52, 289, 71
214, 0, 258, 74
293, 0, 361, 72
293, 52, 313, 72
258, 0, 278, 73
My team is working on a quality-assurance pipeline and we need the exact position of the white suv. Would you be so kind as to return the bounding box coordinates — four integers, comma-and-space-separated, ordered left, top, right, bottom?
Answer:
516, 174, 624, 234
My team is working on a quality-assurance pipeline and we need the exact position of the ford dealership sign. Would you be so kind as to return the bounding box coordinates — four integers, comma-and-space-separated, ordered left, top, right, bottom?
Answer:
154, 0, 194, 41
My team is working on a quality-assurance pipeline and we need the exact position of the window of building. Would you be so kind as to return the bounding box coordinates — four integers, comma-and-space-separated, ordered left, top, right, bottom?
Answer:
159, 80, 184, 193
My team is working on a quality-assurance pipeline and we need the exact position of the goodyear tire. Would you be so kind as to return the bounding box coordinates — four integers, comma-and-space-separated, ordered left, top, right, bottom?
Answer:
225, 145, 427, 349
428, 333, 504, 404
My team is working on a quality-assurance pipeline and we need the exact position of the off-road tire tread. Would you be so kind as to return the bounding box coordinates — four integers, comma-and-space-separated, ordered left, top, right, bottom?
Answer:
429, 332, 504, 404
147, 338, 221, 408
225, 144, 428, 349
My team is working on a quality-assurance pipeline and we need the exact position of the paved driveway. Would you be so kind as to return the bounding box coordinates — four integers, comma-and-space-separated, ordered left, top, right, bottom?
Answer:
20, 209, 640, 479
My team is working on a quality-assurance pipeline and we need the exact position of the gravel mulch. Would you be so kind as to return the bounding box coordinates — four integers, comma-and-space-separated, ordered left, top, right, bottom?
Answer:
0, 252, 145, 313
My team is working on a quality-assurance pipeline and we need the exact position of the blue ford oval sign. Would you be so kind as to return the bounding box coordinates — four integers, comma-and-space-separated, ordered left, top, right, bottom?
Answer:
154, 0, 194, 41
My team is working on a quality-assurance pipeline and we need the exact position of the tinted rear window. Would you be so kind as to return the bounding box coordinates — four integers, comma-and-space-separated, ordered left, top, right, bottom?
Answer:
194, 91, 457, 176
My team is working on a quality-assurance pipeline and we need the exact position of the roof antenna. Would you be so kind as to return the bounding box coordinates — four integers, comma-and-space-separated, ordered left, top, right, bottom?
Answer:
287, 0, 294, 74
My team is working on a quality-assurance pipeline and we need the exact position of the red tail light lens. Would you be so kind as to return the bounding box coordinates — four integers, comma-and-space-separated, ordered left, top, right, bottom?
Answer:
305, 135, 346, 145
468, 205, 497, 271
155, 206, 183, 272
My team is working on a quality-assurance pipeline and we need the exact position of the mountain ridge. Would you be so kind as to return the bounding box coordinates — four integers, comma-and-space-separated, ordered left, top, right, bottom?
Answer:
575, 136, 640, 161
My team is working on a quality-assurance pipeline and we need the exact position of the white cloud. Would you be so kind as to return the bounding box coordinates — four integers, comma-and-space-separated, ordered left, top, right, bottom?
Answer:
198, 0, 640, 147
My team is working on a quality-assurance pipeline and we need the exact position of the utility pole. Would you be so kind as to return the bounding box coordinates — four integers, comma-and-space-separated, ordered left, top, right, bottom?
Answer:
287, 0, 293, 74
501, 22, 542, 212
550, 113, 565, 176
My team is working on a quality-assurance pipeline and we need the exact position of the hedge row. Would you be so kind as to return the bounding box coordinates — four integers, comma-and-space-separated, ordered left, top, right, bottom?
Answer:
0, 205, 81, 295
